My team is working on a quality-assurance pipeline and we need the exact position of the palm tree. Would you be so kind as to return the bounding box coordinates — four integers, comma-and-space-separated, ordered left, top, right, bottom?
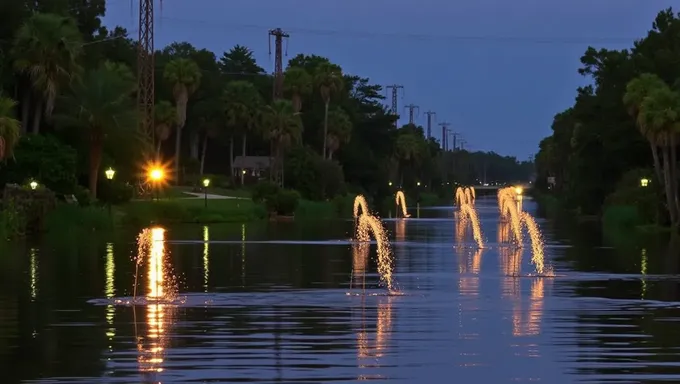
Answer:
12, 13, 83, 134
192, 99, 223, 176
638, 85, 680, 227
154, 100, 175, 157
163, 57, 202, 184
0, 97, 21, 161
262, 100, 303, 185
314, 63, 343, 159
326, 108, 353, 160
624, 73, 667, 183
57, 63, 139, 199
283, 67, 312, 113
223, 80, 262, 184
395, 132, 424, 186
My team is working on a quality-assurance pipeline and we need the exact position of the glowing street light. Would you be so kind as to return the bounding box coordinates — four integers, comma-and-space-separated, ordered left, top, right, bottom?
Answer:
417, 181, 421, 186
147, 167, 164, 201
105, 167, 115, 180
388, 181, 393, 186
29, 181, 38, 190
640, 178, 649, 187
202, 178, 210, 208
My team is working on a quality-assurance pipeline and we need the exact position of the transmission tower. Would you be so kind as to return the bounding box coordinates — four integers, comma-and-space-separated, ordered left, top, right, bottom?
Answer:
424, 111, 436, 138
404, 104, 419, 125
137, 0, 155, 145
385, 84, 404, 126
438, 122, 450, 150
268, 28, 289, 100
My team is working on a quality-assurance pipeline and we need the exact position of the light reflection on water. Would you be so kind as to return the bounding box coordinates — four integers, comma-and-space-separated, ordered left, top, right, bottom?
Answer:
4, 199, 680, 382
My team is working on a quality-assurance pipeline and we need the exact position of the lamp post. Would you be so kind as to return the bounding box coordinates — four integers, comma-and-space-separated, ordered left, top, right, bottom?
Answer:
29, 181, 38, 190
202, 178, 210, 208
105, 167, 115, 216
640, 178, 649, 187
149, 168, 163, 201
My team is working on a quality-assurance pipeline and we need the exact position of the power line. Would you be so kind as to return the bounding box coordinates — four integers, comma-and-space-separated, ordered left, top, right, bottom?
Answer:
155, 16, 639, 45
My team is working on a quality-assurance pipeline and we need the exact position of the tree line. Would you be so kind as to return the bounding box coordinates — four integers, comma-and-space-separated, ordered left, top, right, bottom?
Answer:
0, 0, 532, 204
534, 8, 680, 228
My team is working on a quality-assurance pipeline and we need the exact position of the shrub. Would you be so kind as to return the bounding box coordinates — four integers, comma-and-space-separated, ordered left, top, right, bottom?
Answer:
252, 180, 280, 203
0, 135, 78, 195
44, 204, 112, 233
264, 189, 300, 215
98, 179, 134, 205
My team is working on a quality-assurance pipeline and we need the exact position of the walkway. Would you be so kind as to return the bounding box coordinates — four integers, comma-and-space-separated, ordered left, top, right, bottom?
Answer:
181, 192, 248, 200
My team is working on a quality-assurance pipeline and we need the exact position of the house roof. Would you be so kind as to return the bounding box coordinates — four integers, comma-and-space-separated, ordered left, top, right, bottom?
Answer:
233, 156, 271, 169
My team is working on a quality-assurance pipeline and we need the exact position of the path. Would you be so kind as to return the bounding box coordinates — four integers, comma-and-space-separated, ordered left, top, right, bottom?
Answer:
181, 192, 247, 200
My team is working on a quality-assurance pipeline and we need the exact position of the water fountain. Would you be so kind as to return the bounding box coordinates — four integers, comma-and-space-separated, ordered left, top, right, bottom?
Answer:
458, 204, 484, 248
353, 194, 370, 219
395, 191, 411, 218
497, 187, 552, 276
349, 213, 397, 294
455, 186, 475, 206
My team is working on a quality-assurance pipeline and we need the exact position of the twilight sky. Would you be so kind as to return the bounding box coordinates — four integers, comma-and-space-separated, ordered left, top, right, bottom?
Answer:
103, 0, 677, 159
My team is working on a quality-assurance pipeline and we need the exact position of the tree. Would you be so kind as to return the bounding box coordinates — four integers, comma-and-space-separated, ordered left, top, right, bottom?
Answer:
154, 100, 175, 156
163, 57, 202, 183
637, 85, 680, 227
219, 45, 265, 75
314, 62, 343, 159
223, 80, 263, 184
0, 97, 21, 161
262, 100, 303, 185
191, 99, 223, 175
57, 62, 138, 198
283, 67, 312, 113
12, 13, 82, 134
326, 108, 352, 159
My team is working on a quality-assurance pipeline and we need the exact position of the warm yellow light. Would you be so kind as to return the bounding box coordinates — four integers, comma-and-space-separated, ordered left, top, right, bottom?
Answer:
105, 167, 115, 180
388, 181, 392, 186
202, 178, 210, 187
514, 187, 523, 195
640, 178, 649, 187
149, 168, 163, 182
29, 181, 38, 190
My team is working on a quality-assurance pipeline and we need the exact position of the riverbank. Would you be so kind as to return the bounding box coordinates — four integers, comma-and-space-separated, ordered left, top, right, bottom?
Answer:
532, 191, 669, 235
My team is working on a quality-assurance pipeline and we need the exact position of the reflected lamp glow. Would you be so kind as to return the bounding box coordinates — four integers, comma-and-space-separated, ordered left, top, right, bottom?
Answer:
640, 178, 649, 187
105, 167, 115, 180
202, 178, 210, 187
29, 181, 38, 190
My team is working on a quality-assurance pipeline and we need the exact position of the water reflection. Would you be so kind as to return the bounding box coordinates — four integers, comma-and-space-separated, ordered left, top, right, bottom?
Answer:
105, 243, 115, 340
640, 247, 647, 300
135, 227, 176, 378
350, 242, 369, 291
356, 296, 394, 380
395, 218, 406, 243
203, 226, 209, 292
29, 247, 38, 301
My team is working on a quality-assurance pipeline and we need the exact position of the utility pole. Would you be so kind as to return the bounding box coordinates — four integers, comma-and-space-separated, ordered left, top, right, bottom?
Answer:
137, 0, 155, 147
449, 131, 460, 151
424, 111, 436, 138
460, 139, 467, 151
438, 122, 450, 150
386, 84, 404, 127
404, 104, 419, 125
268, 28, 289, 100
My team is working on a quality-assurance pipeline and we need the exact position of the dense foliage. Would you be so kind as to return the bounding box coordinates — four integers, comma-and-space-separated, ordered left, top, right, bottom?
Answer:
535, 8, 680, 227
0, 0, 531, 205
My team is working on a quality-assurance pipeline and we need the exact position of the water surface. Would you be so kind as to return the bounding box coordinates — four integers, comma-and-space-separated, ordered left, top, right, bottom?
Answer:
1, 197, 679, 383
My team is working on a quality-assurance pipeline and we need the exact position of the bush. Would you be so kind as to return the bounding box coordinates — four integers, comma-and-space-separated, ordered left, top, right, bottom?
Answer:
604, 168, 660, 225
284, 147, 345, 199
263, 189, 300, 216
73, 186, 92, 206
98, 179, 133, 205
252, 180, 280, 203
0, 135, 78, 195
44, 204, 112, 233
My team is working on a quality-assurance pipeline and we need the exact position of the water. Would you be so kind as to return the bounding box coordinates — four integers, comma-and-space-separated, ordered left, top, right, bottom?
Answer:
2, 197, 680, 383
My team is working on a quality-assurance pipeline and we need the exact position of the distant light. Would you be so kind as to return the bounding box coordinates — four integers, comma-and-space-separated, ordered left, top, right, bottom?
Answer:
417, 182, 421, 186
515, 187, 523, 195
29, 181, 38, 190
640, 178, 649, 187
203, 178, 210, 187
149, 168, 163, 181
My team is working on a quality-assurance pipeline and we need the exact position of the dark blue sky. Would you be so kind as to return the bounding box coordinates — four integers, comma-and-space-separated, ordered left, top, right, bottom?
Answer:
104, 0, 676, 159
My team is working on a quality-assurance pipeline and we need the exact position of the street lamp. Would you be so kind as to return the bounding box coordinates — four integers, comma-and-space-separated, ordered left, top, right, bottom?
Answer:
105, 168, 115, 216
640, 178, 649, 187
388, 181, 392, 187
148, 167, 164, 201
202, 178, 210, 208
417, 181, 421, 186
29, 181, 38, 190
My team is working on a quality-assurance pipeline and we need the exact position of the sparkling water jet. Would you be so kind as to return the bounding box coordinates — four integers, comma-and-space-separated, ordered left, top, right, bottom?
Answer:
350, 214, 396, 292
458, 204, 484, 248
353, 195, 370, 219
455, 186, 475, 206
395, 191, 411, 218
